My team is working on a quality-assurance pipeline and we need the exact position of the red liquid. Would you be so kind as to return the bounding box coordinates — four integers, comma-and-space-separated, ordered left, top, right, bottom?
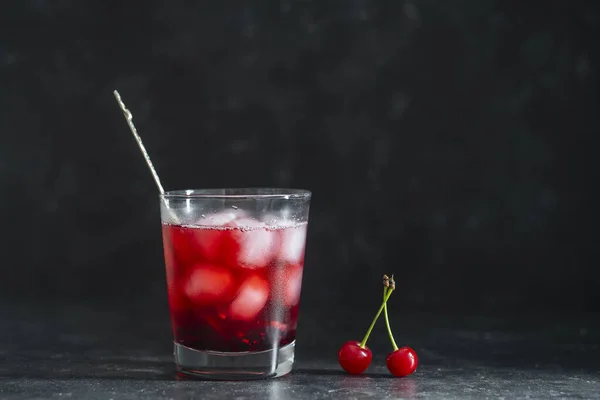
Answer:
161, 215, 307, 352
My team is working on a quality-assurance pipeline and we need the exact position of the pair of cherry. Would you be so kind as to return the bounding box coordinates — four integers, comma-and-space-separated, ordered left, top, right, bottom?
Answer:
338, 275, 418, 377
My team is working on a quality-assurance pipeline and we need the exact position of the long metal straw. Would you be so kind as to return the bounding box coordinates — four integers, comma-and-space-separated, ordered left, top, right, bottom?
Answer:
113, 90, 165, 194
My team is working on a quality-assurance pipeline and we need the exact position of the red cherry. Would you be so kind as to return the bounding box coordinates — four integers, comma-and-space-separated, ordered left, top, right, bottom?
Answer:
338, 282, 396, 375
338, 340, 372, 375
386, 347, 418, 377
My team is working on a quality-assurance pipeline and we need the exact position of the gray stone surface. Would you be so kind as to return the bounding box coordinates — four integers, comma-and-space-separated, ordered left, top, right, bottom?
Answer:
2, 366, 599, 400
1, 303, 599, 399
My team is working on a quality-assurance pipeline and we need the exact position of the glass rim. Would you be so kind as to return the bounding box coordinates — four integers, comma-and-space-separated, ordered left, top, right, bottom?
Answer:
160, 188, 311, 200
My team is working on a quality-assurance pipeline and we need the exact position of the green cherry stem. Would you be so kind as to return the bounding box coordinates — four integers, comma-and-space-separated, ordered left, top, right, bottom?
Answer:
383, 286, 399, 351
359, 287, 395, 348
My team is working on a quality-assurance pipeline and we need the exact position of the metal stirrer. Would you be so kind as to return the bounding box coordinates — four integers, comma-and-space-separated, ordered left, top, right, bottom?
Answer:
113, 90, 179, 223
113, 90, 165, 194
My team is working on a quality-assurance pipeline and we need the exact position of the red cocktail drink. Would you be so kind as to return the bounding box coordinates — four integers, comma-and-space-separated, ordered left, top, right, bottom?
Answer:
162, 218, 306, 352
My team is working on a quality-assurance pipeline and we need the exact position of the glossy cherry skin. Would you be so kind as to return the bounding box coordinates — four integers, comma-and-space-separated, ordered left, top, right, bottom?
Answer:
386, 347, 418, 377
338, 340, 373, 374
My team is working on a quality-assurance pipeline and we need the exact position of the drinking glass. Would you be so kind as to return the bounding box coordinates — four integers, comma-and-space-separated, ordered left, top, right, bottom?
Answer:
159, 188, 311, 380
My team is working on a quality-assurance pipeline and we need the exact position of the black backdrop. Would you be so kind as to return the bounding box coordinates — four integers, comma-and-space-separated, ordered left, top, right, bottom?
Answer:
0, 1, 598, 315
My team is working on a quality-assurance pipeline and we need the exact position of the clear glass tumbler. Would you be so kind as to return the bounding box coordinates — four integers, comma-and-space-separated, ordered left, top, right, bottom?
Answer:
159, 188, 311, 380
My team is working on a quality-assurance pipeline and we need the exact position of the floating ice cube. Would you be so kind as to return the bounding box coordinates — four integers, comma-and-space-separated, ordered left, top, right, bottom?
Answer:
261, 214, 297, 227
196, 211, 239, 227
185, 264, 235, 305
223, 217, 277, 269
260, 214, 291, 227
228, 274, 269, 320
189, 211, 240, 263
278, 223, 307, 264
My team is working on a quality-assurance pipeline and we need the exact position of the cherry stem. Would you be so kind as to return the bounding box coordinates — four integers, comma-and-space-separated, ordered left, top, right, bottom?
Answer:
359, 288, 394, 348
383, 286, 399, 351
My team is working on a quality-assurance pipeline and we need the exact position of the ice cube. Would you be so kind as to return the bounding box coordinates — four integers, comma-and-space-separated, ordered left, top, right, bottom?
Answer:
262, 215, 298, 227
222, 217, 277, 269
228, 274, 269, 321
185, 264, 235, 305
231, 216, 264, 228
191, 211, 240, 263
260, 214, 295, 227
278, 224, 307, 264
284, 264, 304, 306
195, 211, 239, 227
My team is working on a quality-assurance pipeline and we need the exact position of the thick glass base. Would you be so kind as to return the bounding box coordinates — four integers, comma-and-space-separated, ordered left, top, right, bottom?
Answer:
173, 341, 295, 380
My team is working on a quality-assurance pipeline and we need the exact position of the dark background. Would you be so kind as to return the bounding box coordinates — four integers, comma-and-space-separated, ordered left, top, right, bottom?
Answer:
1, 1, 598, 316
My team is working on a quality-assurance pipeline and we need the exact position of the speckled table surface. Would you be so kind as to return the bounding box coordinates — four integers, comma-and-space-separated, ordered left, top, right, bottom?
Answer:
1, 303, 599, 399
